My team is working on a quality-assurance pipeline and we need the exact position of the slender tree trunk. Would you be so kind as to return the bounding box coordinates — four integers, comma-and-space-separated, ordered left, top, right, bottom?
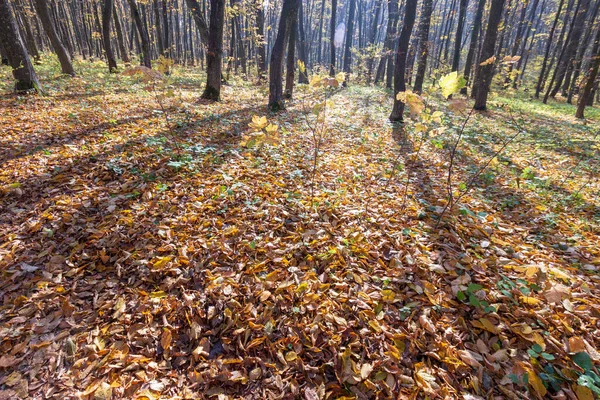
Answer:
113, 2, 130, 63
451, 0, 468, 72
546, 0, 589, 101
102, 0, 118, 72
460, 0, 485, 95
255, 0, 267, 81
14, 0, 41, 62
567, 0, 600, 102
297, 0, 308, 83
316, 0, 325, 64
0, 0, 42, 91
535, 0, 566, 98
285, 13, 297, 98
202, 0, 225, 100
473, 0, 506, 111
33, 0, 75, 75
413, 0, 433, 94
329, 0, 337, 76
342, 0, 357, 86
127, 0, 152, 67
185, 0, 209, 44
375, 0, 400, 87
576, 25, 600, 118
389, 0, 418, 122
268, 0, 300, 111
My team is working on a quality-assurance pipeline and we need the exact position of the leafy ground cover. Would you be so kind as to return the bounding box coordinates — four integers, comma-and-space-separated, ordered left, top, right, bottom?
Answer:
1, 59, 600, 399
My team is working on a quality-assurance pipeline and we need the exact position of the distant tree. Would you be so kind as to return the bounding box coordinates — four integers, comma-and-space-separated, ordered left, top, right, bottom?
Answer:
33, 0, 76, 76
342, 0, 357, 86
461, 0, 486, 95
127, 0, 152, 68
535, 0, 566, 98
284, 11, 298, 98
451, 0, 469, 73
297, 0, 308, 83
268, 0, 299, 111
389, 0, 418, 122
413, 0, 433, 94
113, 2, 130, 63
0, 0, 41, 91
576, 25, 600, 118
102, 0, 118, 72
254, 0, 267, 81
374, 0, 399, 87
329, 0, 337, 76
201, 0, 226, 100
473, 0, 506, 111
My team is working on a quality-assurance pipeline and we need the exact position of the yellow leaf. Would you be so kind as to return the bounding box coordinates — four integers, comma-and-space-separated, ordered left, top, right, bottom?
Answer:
161, 328, 172, 352
152, 255, 173, 269
248, 115, 268, 130
479, 318, 498, 334
520, 296, 541, 305
575, 384, 594, 400
285, 351, 297, 362
527, 370, 547, 398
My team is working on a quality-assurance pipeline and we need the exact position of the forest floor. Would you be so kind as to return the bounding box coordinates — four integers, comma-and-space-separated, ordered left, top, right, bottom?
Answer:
1, 58, 600, 399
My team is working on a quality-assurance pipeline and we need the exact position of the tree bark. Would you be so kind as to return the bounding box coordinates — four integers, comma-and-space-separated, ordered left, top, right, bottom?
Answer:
33, 0, 75, 75
451, 0, 469, 72
297, 0, 308, 83
535, 0, 566, 98
576, 24, 600, 118
473, 0, 506, 111
329, 0, 337, 76
127, 0, 152, 67
102, 0, 118, 72
285, 13, 297, 98
113, 1, 130, 63
201, 0, 225, 100
413, 0, 433, 94
389, 0, 418, 122
0, 0, 41, 91
342, 0, 357, 86
185, 0, 209, 44
268, 0, 299, 111
255, 0, 267, 81
460, 0, 485, 95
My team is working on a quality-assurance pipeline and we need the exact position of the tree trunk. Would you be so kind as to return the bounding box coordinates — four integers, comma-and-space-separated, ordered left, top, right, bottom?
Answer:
268, 0, 299, 111
389, 0, 418, 122
329, 0, 337, 76
33, 0, 75, 75
413, 0, 433, 94
185, 0, 209, 44
113, 1, 130, 63
284, 13, 297, 98
127, 0, 152, 67
546, 0, 589, 101
576, 25, 600, 118
460, 0, 485, 95
255, 0, 267, 81
451, 0, 468, 72
14, 0, 41, 62
473, 0, 506, 111
297, 0, 308, 83
0, 0, 42, 91
567, 0, 600, 102
535, 0, 566, 98
375, 0, 400, 87
201, 0, 225, 100
342, 0, 357, 86
102, 0, 118, 72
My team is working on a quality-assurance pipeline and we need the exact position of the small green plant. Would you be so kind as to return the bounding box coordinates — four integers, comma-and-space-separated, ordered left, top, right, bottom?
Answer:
527, 343, 555, 361
456, 283, 496, 313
